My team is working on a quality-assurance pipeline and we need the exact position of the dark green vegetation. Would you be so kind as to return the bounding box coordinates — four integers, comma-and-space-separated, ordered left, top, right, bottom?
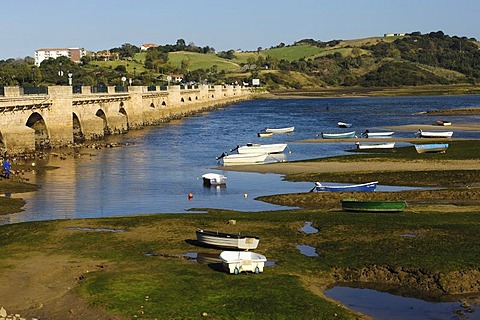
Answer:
285, 140, 480, 187
2, 31, 480, 91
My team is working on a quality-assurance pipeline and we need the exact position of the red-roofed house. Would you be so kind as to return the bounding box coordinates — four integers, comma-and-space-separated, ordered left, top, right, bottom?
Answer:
141, 43, 158, 51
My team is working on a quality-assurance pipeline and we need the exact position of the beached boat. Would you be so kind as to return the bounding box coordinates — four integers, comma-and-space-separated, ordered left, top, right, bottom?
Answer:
220, 251, 267, 274
217, 152, 268, 165
414, 143, 449, 154
341, 198, 407, 212
312, 181, 378, 192
202, 173, 227, 186
264, 126, 295, 134
235, 143, 288, 154
195, 229, 260, 250
257, 130, 273, 138
417, 130, 453, 138
338, 122, 352, 128
321, 131, 356, 139
356, 142, 395, 150
436, 120, 452, 126
361, 130, 394, 138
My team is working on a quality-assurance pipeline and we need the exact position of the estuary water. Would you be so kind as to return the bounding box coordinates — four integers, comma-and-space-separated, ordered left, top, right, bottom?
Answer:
2, 95, 480, 225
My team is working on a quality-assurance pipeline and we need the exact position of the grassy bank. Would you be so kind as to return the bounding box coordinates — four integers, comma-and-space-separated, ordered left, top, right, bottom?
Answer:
1, 205, 479, 318
271, 84, 480, 97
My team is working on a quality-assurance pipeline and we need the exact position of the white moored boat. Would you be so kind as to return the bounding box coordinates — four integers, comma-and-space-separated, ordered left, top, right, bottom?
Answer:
361, 130, 394, 138
415, 143, 449, 154
236, 143, 288, 154
356, 142, 395, 149
195, 229, 260, 250
264, 126, 295, 134
218, 153, 268, 165
417, 130, 453, 138
220, 251, 267, 274
202, 173, 227, 186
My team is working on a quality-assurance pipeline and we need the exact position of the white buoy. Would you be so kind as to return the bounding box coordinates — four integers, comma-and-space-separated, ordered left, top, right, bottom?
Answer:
244, 193, 248, 198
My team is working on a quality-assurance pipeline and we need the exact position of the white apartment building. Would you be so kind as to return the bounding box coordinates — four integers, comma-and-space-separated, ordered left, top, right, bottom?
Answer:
34, 47, 86, 66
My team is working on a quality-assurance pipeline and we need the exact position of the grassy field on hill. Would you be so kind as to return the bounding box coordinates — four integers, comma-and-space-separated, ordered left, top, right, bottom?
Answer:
168, 52, 242, 71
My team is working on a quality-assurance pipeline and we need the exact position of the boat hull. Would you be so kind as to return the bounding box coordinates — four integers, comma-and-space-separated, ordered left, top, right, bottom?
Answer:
315, 181, 378, 192
264, 126, 295, 133
196, 229, 260, 250
414, 144, 449, 154
341, 199, 407, 212
221, 153, 268, 165
357, 142, 395, 150
365, 131, 394, 138
321, 131, 356, 139
417, 130, 453, 138
220, 251, 267, 274
237, 143, 287, 154
202, 173, 227, 186
338, 122, 352, 128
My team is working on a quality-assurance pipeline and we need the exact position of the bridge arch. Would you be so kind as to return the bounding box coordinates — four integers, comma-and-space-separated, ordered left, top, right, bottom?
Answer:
119, 107, 129, 130
95, 109, 109, 135
26, 112, 50, 149
72, 112, 85, 142
0, 132, 5, 149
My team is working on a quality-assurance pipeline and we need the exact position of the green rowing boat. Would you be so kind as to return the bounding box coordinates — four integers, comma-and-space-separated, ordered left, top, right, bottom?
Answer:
341, 198, 407, 212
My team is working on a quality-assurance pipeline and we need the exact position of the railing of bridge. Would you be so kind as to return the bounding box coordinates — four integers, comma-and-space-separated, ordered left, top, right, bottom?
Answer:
91, 85, 108, 94
73, 85, 82, 94
115, 86, 129, 93
23, 86, 49, 95
147, 85, 156, 92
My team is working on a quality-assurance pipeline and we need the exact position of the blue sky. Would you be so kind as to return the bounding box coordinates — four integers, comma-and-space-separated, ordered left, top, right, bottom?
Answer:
1, 0, 479, 60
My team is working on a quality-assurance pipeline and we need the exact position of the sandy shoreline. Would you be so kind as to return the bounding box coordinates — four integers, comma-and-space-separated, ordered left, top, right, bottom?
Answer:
219, 159, 480, 176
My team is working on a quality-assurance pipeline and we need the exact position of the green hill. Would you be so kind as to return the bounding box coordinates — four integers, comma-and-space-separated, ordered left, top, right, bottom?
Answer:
3, 31, 479, 90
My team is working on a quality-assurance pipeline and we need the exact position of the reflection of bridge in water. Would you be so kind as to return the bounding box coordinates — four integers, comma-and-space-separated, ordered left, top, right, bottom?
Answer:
0, 84, 252, 152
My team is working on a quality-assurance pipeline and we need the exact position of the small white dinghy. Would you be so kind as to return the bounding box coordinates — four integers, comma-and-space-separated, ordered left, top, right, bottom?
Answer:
220, 251, 267, 274
202, 173, 227, 186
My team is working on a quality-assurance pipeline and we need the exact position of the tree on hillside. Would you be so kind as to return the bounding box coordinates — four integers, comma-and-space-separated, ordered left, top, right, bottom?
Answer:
217, 50, 235, 60
176, 39, 186, 51
111, 43, 140, 60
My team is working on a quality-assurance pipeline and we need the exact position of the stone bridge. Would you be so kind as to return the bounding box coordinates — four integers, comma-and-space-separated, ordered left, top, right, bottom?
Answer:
0, 84, 253, 153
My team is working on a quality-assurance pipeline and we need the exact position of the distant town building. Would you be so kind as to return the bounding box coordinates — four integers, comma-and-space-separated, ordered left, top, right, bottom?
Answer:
384, 33, 406, 37
34, 47, 86, 66
95, 50, 119, 61
169, 74, 184, 82
140, 43, 158, 51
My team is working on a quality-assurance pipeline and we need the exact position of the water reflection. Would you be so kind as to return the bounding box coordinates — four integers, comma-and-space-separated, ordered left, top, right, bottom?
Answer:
325, 286, 477, 320
3, 95, 480, 225
301, 221, 319, 234
297, 244, 319, 257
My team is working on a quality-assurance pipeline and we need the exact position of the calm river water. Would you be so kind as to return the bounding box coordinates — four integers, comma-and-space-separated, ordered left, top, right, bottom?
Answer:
2, 95, 480, 225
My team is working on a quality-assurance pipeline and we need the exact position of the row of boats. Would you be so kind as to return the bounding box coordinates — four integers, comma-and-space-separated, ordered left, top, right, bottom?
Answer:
321, 129, 454, 139
216, 126, 294, 165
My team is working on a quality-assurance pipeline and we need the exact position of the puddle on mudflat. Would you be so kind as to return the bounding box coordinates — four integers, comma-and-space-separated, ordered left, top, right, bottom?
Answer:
325, 286, 478, 320
297, 245, 319, 257
301, 221, 319, 234
145, 252, 158, 257
401, 232, 423, 238
68, 227, 125, 232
